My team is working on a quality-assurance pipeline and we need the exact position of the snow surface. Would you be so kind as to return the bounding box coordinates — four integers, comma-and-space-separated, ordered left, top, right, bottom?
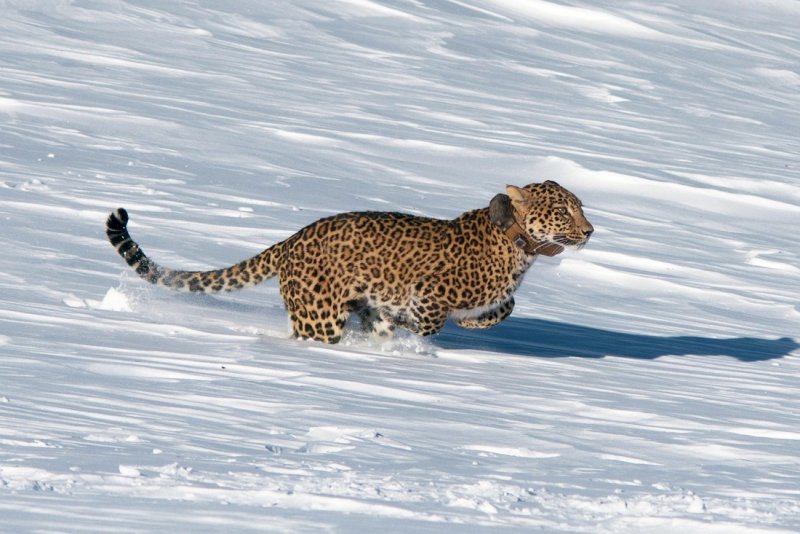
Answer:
1, 0, 799, 532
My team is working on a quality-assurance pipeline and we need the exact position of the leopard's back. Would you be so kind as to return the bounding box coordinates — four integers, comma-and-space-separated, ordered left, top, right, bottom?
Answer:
283, 211, 452, 292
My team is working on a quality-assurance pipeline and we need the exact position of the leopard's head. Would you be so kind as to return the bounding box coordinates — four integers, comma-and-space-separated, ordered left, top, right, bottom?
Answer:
506, 180, 593, 251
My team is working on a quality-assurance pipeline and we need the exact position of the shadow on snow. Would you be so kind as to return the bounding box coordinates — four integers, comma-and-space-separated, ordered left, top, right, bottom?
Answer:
435, 317, 799, 362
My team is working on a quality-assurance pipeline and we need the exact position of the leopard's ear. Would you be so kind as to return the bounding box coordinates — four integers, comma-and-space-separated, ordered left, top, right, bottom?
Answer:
505, 184, 531, 204
489, 193, 516, 230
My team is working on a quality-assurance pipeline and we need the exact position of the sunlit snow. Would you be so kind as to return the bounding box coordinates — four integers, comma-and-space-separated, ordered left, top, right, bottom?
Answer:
1, 1, 799, 532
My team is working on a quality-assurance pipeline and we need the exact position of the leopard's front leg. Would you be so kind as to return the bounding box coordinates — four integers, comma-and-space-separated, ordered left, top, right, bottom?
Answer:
455, 297, 515, 329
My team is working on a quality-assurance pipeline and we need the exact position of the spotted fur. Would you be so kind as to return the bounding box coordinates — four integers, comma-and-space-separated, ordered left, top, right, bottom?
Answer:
106, 180, 592, 344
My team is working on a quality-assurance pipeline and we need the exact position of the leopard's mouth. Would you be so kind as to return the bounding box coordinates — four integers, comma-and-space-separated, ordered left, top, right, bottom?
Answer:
553, 234, 583, 245
551, 234, 590, 250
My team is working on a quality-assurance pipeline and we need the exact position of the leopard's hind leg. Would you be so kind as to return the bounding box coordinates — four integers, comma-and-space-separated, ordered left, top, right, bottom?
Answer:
281, 275, 348, 344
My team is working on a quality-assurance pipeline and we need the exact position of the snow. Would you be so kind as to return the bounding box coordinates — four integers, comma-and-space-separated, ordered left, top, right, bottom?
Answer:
1, 0, 798, 532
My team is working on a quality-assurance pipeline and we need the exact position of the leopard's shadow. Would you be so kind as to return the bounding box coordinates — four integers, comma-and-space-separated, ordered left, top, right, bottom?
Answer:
435, 317, 798, 362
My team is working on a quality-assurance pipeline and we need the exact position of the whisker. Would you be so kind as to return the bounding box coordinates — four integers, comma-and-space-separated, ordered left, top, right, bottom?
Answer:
551, 234, 590, 249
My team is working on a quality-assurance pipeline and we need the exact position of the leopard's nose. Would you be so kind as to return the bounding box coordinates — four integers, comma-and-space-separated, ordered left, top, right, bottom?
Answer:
583, 225, 594, 238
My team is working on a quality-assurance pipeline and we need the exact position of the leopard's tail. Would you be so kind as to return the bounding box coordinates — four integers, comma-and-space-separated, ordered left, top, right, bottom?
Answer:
106, 208, 281, 293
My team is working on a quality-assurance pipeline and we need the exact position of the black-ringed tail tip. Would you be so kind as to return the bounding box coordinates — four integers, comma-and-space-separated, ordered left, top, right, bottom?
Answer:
105, 207, 156, 279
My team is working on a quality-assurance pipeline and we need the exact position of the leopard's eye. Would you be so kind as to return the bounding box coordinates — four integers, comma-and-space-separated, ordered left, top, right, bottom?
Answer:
556, 207, 568, 217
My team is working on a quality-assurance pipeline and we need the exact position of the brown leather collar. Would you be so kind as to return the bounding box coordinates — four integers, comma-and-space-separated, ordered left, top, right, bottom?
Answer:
489, 193, 564, 257
503, 222, 564, 257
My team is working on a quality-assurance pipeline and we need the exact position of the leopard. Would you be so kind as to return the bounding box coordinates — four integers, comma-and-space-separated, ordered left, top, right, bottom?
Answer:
106, 180, 593, 344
